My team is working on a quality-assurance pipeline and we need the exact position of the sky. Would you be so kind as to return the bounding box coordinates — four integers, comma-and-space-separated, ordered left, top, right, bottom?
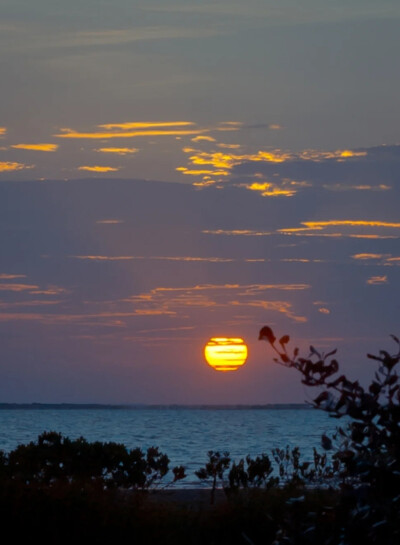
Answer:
0, 0, 399, 404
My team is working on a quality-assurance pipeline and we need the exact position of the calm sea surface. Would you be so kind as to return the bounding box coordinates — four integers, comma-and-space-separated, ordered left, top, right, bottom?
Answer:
0, 407, 343, 486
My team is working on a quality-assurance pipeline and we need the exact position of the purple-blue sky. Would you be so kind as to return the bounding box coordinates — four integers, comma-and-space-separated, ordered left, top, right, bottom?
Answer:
0, 1, 399, 403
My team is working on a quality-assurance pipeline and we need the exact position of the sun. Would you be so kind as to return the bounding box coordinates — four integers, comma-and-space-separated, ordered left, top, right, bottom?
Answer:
204, 337, 248, 372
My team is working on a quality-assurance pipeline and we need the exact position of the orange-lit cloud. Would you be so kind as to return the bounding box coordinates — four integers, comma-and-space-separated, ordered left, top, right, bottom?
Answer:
229, 300, 307, 322
217, 143, 242, 149
78, 166, 120, 172
0, 283, 39, 292
99, 121, 194, 130
0, 161, 33, 172
245, 182, 296, 197
352, 253, 385, 260
96, 219, 124, 224
0, 127, 6, 136
318, 308, 331, 314
69, 255, 261, 263
302, 220, 400, 229
324, 183, 390, 192
94, 147, 138, 155
0, 273, 27, 280
0, 300, 63, 309
181, 147, 368, 176
123, 283, 309, 323
176, 167, 229, 176
191, 135, 216, 142
269, 124, 282, 130
11, 143, 58, 152
278, 220, 400, 239
71, 255, 134, 261
54, 125, 231, 139
29, 286, 69, 295
202, 229, 272, 236
367, 276, 388, 285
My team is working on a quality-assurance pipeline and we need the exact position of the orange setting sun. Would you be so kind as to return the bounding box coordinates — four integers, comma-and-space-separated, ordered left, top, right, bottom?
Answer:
204, 338, 248, 372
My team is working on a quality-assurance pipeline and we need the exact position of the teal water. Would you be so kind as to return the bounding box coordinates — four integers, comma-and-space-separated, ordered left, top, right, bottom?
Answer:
0, 406, 342, 486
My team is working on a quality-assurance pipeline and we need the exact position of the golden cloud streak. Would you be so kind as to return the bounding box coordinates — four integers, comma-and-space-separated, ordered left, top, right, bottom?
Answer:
0, 300, 62, 309
352, 253, 385, 260
0, 161, 33, 172
184, 147, 368, 173
0, 273, 27, 280
78, 166, 120, 172
202, 229, 272, 236
191, 135, 216, 142
176, 167, 229, 176
0, 127, 7, 136
367, 276, 388, 285
99, 121, 194, 130
246, 182, 296, 197
217, 143, 242, 149
11, 143, 58, 152
95, 147, 138, 155
302, 220, 400, 229
229, 300, 307, 323
55, 128, 217, 139
29, 286, 68, 295
71, 255, 134, 261
0, 283, 39, 292
324, 183, 390, 192
96, 219, 124, 224
69, 255, 265, 263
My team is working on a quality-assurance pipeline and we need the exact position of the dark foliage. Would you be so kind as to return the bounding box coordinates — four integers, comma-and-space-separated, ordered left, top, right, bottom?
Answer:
3, 431, 185, 489
259, 326, 400, 544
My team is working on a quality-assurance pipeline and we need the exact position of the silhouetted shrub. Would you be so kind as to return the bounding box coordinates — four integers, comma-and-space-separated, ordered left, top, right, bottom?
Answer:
259, 326, 400, 544
5, 431, 185, 490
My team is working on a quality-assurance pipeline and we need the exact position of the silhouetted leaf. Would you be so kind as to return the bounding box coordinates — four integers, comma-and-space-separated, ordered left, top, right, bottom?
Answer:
259, 326, 276, 344
279, 335, 290, 345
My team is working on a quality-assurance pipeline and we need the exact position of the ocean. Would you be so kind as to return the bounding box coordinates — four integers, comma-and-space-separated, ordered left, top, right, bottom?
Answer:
0, 405, 343, 486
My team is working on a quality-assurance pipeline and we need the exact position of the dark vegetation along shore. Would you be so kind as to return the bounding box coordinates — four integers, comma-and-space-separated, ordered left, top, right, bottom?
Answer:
0, 327, 399, 545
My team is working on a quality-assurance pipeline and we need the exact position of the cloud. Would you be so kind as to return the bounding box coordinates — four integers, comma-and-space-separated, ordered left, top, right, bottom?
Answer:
123, 283, 309, 323
0, 127, 6, 137
70, 255, 256, 263
29, 286, 69, 295
71, 255, 134, 261
367, 276, 388, 285
202, 229, 273, 236
0, 161, 33, 172
191, 136, 216, 142
11, 143, 58, 152
244, 181, 297, 197
0, 283, 39, 292
0, 273, 27, 280
352, 253, 386, 260
278, 220, 400, 239
98, 121, 194, 130
323, 183, 390, 192
96, 219, 124, 224
0, 300, 62, 309
78, 166, 120, 172
176, 167, 229, 176
217, 143, 242, 149
94, 147, 138, 155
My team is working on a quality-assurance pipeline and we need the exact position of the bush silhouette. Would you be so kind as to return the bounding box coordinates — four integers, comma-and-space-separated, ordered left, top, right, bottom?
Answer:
5, 431, 185, 489
259, 326, 400, 544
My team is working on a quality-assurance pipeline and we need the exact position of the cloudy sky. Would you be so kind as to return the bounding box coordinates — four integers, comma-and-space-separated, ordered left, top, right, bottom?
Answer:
1, 0, 399, 403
